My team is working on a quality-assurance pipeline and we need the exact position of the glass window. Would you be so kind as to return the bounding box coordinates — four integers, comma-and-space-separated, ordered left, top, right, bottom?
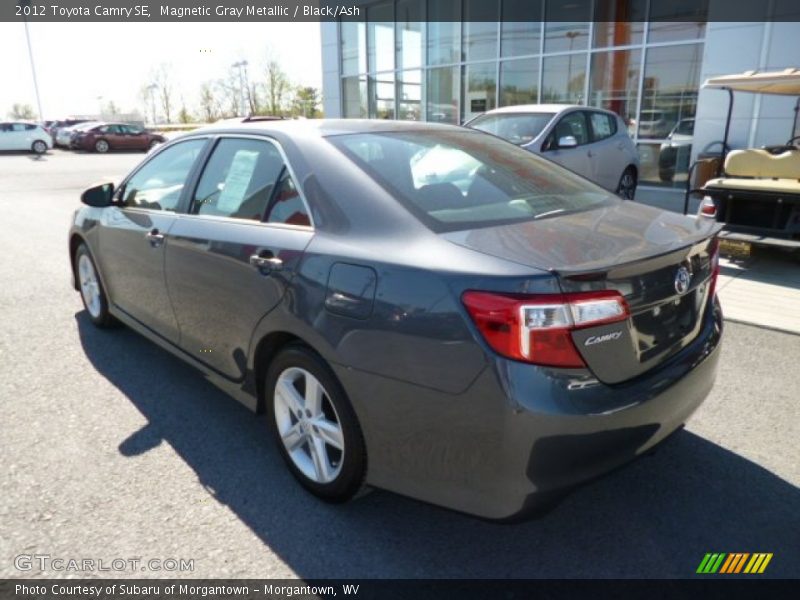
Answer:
592, 0, 646, 47
121, 139, 206, 211
427, 2, 460, 66
648, 0, 708, 43
396, 0, 422, 70
501, 0, 542, 57
589, 112, 617, 141
266, 170, 311, 227
463, 0, 498, 62
427, 66, 459, 124
639, 44, 703, 140
542, 55, 586, 104
462, 63, 497, 123
549, 111, 590, 146
330, 131, 613, 233
192, 139, 284, 220
588, 49, 641, 128
397, 69, 422, 120
11, 123, 27, 132
499, 58, 539, 106
468, 112, 555, 145
341, 18, 366, 75
342, 75, 367, 118
367, 2, 394, 73
369, 72, 396, 119
544, 1, 590, 53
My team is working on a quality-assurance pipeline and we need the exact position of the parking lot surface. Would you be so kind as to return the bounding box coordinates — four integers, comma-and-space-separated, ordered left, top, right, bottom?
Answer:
1, 150, 799, 578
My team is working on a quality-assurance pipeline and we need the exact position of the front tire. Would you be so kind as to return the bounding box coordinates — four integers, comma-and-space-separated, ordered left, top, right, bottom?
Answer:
31, 140, 48, 154
94, 139, 110, 153
265, 344, 366, 502
616, 166, 637, 200
75, 244, 115, 328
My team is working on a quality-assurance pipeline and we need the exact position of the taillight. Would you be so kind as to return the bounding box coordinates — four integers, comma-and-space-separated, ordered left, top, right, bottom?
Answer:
708, 237, 720, 299
462, 290, 629, 368
700, 196, 717, 218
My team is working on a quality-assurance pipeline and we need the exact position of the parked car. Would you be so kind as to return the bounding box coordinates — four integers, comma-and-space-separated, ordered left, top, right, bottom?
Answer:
50, 119, 90, 145
658, 118, 695, 181
70, 122, 165, 153
69, 119, 723, 520
466, 105, 640, 199
635, 109, 673, 139
55, 122, 100, 149
0, 121, 51, 154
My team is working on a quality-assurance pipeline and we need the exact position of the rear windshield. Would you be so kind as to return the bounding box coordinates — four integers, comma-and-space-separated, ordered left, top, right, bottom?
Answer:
468, 112, 554, 145
329, 130, 614, 232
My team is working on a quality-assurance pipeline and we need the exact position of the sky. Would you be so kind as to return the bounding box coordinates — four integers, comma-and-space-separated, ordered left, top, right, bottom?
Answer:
0, 22, 322, 120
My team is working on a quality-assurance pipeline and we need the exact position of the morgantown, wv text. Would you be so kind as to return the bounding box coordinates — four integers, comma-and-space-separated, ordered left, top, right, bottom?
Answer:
16, 584, 361, 598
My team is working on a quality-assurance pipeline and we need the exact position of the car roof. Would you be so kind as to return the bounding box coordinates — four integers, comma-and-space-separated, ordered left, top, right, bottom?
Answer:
189, 118, 467, 139
483, 104, 592, 115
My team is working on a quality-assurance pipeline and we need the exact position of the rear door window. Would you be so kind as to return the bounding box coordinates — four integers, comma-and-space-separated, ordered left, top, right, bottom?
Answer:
191, 138, 286, 221
588, 112, 616, 141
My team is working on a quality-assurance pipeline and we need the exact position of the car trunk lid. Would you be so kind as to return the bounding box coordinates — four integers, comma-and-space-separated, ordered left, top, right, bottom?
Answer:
444, 201, 721, 383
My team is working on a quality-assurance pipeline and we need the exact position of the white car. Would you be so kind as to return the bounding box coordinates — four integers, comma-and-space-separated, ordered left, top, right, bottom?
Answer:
0, 121, 52, 154
467, 104, 640, 199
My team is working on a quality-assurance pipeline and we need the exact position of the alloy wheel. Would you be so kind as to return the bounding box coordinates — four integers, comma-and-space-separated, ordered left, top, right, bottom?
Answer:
618, 170, 637, 200
32, 141, 47, 154
95, 140, 109, 153
273, 366, 345, 484
78, 254, 102, 318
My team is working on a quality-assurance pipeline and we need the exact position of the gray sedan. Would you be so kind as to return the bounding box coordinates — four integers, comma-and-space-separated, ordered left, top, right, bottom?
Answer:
68, 119, 722, 520
467, 104, 640, 200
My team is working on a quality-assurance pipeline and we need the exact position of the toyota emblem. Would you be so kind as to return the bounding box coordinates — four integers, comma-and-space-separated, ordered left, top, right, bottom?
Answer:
674, 266, 692, 295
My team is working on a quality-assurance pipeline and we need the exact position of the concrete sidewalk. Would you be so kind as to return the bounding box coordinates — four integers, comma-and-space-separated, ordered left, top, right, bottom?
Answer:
717, 250, 800, 335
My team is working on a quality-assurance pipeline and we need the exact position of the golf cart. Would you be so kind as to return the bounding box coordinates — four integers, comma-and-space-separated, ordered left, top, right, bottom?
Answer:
686, 68, 800, 253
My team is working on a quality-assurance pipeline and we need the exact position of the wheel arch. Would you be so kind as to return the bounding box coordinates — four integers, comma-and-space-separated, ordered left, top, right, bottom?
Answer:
252, 330, 319, 414
69, 233, 87, 290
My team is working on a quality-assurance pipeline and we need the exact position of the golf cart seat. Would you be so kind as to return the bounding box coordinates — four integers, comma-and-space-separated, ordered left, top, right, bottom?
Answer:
724, 148, 800, 179
703, 148, 800, 193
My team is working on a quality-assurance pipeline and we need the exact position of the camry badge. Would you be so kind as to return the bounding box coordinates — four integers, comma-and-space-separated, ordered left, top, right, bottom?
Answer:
674, 266, 692, 295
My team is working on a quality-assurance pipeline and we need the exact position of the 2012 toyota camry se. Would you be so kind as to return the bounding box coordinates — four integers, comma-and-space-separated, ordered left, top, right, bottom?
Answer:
68, 119, 723, 520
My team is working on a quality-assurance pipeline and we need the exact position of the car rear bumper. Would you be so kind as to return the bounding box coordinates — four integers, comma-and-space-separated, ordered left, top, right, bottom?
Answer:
334, 298, 723, 520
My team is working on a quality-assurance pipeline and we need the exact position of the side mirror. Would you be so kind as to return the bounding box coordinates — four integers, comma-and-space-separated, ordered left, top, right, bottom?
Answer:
81, 182, 115, 207
558, 135, 578, 149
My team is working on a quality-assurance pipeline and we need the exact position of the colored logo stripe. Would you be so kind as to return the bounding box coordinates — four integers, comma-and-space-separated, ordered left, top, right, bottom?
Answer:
697, 553, 773, 574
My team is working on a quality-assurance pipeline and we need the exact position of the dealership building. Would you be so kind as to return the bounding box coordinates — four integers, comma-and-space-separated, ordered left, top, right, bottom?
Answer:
320, 0, 800, 189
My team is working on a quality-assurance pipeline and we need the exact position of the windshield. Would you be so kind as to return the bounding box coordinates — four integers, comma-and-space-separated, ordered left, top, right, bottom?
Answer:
467, 112, 554, 145
329, 129, 614, 232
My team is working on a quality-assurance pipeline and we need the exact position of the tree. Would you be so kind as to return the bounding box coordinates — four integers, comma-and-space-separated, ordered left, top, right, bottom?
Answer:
9, 103, 35, 119
152, 64, 174, 124
105, 100, 120, 116
264, 60, 290, 116
292, 86, 321, 118
178, 98, 193, 124
198, 82, 219, 122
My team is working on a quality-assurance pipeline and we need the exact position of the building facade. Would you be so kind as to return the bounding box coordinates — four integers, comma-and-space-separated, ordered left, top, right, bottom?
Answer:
320, 0, 800, 189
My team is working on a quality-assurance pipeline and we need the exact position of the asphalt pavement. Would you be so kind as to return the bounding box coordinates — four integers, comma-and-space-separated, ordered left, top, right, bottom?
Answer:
1, 149, 798, 578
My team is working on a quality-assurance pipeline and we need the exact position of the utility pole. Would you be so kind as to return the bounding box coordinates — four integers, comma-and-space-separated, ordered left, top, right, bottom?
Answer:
232, 60, 248, 116
20, 1, 44, 121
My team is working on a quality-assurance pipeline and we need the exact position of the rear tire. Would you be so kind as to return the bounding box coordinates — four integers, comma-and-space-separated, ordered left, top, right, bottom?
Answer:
31, 140, 47, 154
94, 139, 110, 153
74, 244, 115, 328
265, 344, 367, 503
616, 166, 637, 200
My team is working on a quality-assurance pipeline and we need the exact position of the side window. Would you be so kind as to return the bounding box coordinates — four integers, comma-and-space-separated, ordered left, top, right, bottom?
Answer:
554, 112, 590, 145
25, 123, 37, 131
121, 139, 206, 211
589, 112, 616, 141
266, 170, 311, 226
11, 123, 27, 132
192, 138, 284, 221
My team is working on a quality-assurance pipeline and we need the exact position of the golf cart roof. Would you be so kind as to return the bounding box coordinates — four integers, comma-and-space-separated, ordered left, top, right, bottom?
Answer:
703, 68, 800, 95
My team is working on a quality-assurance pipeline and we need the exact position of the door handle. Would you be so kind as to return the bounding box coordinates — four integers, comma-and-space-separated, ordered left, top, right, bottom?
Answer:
145, 229, 164, 247
249, 253, 283, 272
